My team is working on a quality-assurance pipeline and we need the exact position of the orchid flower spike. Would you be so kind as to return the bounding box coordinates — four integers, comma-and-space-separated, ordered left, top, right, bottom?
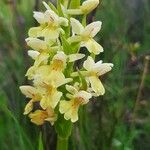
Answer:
20, 0, 113, 127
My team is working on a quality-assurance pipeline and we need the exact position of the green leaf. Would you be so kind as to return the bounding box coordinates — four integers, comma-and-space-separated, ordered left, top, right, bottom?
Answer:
60, 34, 72, 55
57, 0, 64, 16
48, 2, 58, 14
60, 34, 81, 54
78, 70, 87, 90
71, 42, 81, 53
69, 0, 80, 9
82, 15, 87, 27
58, 0, 64, 4
55, 113, 72, 138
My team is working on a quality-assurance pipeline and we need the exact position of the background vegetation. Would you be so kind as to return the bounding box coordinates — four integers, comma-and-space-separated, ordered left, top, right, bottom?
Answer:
0, 0, 149, 149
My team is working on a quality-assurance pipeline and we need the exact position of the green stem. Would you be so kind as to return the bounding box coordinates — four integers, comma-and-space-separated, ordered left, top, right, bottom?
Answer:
56, 136, 68, 150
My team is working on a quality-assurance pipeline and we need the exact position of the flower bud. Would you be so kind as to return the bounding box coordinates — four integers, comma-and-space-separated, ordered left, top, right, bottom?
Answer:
80, 0, 99, 14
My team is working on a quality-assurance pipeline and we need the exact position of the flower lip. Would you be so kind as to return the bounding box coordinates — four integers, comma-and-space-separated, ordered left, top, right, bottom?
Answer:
76, 91, 92, 104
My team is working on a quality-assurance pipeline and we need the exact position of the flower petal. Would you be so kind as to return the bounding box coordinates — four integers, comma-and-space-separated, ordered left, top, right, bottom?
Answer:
29, 110, 48, 125
83, 21, 102, 37
82, 39, 103, 55
71, 108, 78, 122
24, 100, 33, 115
48, 71, 70, 87
19, 86, 38, 98
68, 53, 85, 62
25, 37, 47, 51
28, 27, 43, 37
40, 96, 48, 110
46, 107, 57, 125
44, 10, 58, 23
64, 109, 72, 120
53, 51, 67, 63
89, 76, 105, 95
59, 17, 68, 26
66, 85, 78, 94
70, 18, 84, 35
42, 28, 60, 40
50, 91, 62, 108
34, 53, 49, 67
83, 56, 95, 71
25, 66, 37, 80
96, 63, 114, 76
33, 11, 45, 24
59, 100, 72, 114
77, 91, 92, 104
28, 50, 40, 59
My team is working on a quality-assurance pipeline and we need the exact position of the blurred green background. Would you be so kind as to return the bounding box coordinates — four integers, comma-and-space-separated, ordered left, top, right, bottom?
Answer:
0, 0, 149, 150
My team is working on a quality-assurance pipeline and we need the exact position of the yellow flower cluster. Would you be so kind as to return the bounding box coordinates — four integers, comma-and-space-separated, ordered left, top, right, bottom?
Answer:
20, 0, 113, 125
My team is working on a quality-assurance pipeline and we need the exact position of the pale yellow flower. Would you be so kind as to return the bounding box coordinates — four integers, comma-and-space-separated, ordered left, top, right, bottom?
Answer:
59, 85, 92, 122
69, 18, 103, 55
50, 51, 67, 72
19, 86, 42, 114
29, 107, 57, 125
83, 56, 113, 96
25, 37, 59, 52
67, 0, 99, 15
80, 0, 99, 14
28, 2, 68, 41
26, 52, 50, 80
26, 37, 47, 52
29, 65, 72, 109
50, 51, 85, 72
40, 87, 62, 110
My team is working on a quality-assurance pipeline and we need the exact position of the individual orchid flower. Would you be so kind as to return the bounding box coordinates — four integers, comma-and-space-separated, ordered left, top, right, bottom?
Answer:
19, 86, 42, 114
67, 0, 99, 15
59, 85, 92, 122
29, 107, 57, 125
28, 2, 68, 41
25, 37, 59, 52
29, 65, 72, 109
40, 84, 62, 110
32, 65, 72, 88
83, 56, 113, 96
50, 51, 85, 72
50, 51, 67, 72
25, 52, 50, 80
69, 18, 103, 55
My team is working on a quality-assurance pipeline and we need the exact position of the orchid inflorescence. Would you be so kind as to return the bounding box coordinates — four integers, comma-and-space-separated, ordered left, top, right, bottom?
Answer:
20, 0, 113, 126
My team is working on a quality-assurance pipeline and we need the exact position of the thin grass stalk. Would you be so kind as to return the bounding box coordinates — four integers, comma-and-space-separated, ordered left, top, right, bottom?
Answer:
132, 55, 150, 123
